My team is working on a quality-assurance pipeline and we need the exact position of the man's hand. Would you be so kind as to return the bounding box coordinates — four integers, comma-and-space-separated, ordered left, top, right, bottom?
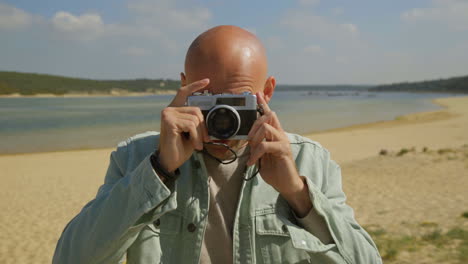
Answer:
247, 92, 312, 217
158, 78, 210, 172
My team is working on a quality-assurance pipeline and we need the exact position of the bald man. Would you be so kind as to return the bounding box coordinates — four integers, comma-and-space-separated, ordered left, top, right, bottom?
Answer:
53, 26, 382, 264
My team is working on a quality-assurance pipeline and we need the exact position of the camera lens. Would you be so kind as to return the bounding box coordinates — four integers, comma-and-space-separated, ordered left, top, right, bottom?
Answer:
206, 105, 240, 139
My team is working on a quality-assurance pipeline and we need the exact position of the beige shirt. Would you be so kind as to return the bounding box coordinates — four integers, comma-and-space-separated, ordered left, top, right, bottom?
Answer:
199, 145, 333, 264
199, 145, 250, 264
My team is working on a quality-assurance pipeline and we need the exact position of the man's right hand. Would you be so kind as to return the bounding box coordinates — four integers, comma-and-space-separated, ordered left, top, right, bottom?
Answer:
158, 78, 210, 172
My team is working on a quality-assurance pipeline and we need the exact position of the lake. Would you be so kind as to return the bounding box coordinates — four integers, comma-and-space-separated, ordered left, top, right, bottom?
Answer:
0, 91, 458, 154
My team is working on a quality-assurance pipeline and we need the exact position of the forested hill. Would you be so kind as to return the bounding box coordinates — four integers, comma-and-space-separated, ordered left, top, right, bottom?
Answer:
0, 71, 181, 95
1, 71, 468, 96
369, 75, 468, 93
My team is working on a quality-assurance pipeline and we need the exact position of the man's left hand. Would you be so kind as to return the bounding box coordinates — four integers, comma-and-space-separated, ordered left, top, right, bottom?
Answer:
247, 92, 313, 217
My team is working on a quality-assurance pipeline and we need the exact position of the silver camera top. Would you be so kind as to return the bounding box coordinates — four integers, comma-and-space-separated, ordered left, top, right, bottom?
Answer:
186, 91, 257, 111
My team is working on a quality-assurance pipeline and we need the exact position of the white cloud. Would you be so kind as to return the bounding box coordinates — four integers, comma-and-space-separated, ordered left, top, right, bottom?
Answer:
332, 7, 344, 16
127, 0, 211, 32
298, 0, 320, 6
0, 3, 33, 30
265, 36, 284, 51
303, 45, 322, 54
281, 10, 359, 39
46, 0, 212, 45
402, 0, 468, 31
123, 47, 151, 56
52, 11, 105, 38
341, 23, 358, 34
335, 56, 348, 64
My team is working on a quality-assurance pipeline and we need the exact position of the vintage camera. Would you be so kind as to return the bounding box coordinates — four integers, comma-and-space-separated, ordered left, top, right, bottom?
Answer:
187, 91, 258, 140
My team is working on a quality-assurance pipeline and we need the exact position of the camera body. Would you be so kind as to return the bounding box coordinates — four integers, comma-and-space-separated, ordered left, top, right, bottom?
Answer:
187, 91, 258, 140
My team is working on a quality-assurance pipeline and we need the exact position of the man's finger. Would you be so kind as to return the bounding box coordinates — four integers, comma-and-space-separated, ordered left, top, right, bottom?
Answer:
195, 123, 205, 150
247, 141, 283, 166
247, 114, 268, 139
169, 78, 210, 107
174, 106, 209, 142
249, 123, 282, 147
268, 111, 283, 131
201, 120, 210, 142
247, 111, 281, 139
176, 119, 200, 150
174, 107, 204, 123
257, 91, 271, 113
177, 114, 204, 150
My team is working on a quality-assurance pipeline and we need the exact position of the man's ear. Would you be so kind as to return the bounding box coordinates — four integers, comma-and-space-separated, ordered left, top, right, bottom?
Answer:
180, 72, 187, 86
263, 76, 276, 103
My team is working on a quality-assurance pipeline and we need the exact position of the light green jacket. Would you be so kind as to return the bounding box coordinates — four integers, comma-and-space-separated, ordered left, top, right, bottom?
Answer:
53, 132, 382, 264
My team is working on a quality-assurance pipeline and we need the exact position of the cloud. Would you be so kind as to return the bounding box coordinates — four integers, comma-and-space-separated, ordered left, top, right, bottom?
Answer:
40, 0, 212, 46
341, 23, 358, 34
127, 0, 212, 32
122, 47, 151, 56
123, 0, 213, 52
280, 10, 359, 39
51, 11, 105, 39
303, 45, 322, 54
402, 0, 468, 31
265, 36, 284, 52
0, 3, 33, 30
298, 0, 320, 6
335, 56, 348, 64
332, 7, 344, 16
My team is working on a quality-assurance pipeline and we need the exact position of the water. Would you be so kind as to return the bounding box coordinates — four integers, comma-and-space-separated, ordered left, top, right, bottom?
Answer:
0, 91, 457, 154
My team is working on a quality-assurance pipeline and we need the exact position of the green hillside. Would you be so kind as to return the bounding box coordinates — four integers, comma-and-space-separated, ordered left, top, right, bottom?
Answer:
1, 71, 468, 96
369, 75, 468, 93
0, 71, 181, 95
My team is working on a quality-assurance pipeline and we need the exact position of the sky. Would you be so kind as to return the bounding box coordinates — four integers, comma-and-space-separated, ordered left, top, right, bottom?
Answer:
1, 0, 468, 85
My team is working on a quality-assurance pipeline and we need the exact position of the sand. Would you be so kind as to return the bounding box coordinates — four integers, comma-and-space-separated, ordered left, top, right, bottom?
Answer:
0, 96, 467, 263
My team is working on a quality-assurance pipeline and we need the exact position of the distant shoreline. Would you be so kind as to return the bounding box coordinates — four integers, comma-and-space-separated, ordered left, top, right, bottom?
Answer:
0, 91, 177, 98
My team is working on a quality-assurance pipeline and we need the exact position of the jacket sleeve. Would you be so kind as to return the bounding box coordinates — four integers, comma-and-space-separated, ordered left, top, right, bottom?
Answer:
293, 199, 334, 244
52, 141, 178, 264
295, 142, 382, 264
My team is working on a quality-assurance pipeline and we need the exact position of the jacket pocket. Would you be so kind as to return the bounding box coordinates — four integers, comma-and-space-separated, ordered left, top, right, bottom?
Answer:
147, 211, 183, 235
255, 209, 335, 264
130, 212, 183, 263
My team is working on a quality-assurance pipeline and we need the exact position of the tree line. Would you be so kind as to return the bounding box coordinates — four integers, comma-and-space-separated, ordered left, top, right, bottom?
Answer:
1, 71, 467, 95
0, 71, 180, 95
369, 75, 468, 93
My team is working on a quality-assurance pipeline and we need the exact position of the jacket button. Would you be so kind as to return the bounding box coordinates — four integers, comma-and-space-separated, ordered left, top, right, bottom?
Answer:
282, 224, 288, 233
154, 219, 160, 227
187, 223, 197, 232
193, 160, 201, 169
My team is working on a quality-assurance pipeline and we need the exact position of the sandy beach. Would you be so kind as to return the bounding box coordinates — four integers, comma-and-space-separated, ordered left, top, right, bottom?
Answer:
0, 96, 467, 263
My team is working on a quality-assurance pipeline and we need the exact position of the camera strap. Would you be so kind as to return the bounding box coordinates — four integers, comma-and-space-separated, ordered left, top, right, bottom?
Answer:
201, 141, 238, 165
200, 105, 265, 180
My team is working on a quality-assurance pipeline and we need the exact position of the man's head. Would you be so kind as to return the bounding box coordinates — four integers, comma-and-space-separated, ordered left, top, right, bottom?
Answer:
183, 25, 275, 96
181, 25, 276, 157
